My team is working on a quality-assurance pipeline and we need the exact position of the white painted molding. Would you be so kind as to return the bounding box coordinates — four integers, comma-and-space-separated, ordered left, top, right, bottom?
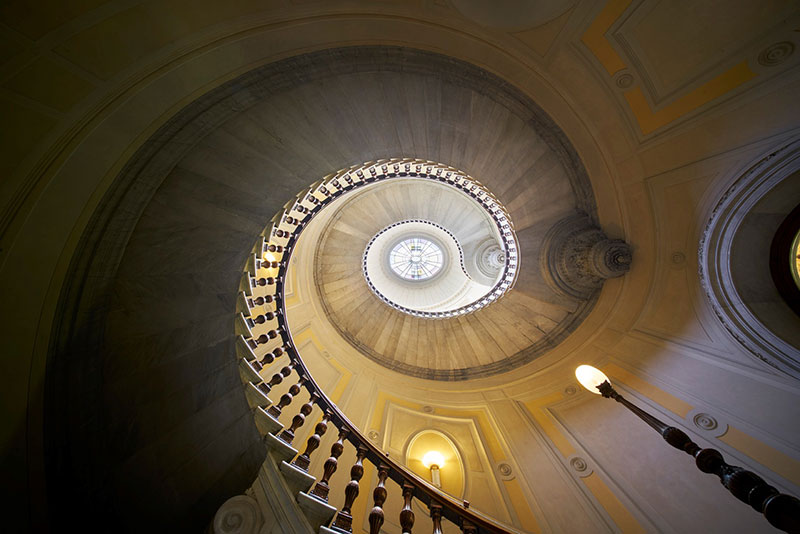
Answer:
699, 137, 800, 379
685, 408, 730, 439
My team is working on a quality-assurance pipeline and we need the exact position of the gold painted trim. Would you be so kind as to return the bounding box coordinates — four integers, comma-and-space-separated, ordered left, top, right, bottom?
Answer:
623, 61, 756, 134
605, 363, 693, 417
580, 0, 632, 75
524, 393, 576, 457
523, 392, 646, 533
720, 426, 800, 487
582, 0, 758, 135
503, 477, 541, 533
294, 328, 353, 403
582, 472, 647, 533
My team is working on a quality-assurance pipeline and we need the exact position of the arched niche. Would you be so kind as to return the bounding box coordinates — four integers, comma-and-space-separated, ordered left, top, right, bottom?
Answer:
700, 138, 800, 379
405, 430, 466, 499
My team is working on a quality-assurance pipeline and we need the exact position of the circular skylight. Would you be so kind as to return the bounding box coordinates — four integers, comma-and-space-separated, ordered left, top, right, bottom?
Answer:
389, 237, 443, 280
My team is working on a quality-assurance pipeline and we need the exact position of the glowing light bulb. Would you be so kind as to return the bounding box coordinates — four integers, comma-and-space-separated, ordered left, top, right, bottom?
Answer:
422, 450, 445, 469
575, 365, 610, 394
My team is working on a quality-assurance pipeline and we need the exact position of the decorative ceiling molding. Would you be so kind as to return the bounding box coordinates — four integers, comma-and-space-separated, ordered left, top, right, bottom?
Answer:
580, 0, 799, 137
699, 137, 800, 379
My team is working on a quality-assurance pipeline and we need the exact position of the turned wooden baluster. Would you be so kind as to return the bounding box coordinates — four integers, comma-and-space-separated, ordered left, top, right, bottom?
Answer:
430, 504, 443, 534
279, 392, 318, 444
460, 520, 477, 534
251, 276, 276, 287
259, 345, 285, 366
310, 428, 348, 501
247, 294, 274, 307
267, 376, 304, 418
331, 446, 367, 531
368, 464, 390, 534
246, 311, 276, 327
258, 362, 292, 396
400, 483, 415, 534
293, 412, 330, 471
247, 327, 283, 349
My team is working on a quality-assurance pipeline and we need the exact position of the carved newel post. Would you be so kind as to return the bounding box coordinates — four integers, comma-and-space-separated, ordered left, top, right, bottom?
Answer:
542, 213, 632, 299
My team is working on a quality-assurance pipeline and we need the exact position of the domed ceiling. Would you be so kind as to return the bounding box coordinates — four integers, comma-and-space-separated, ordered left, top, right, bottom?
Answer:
256, 47, 619, 381
296, 151, 601, 379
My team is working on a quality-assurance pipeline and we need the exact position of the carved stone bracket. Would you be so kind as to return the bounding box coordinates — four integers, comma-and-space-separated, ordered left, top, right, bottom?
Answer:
542, 213, 632, 299
212, 495, 263, 534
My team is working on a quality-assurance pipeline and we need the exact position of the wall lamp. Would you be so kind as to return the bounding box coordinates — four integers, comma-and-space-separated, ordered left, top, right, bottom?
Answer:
575, 365, 800, 533
422, 451, 445, 488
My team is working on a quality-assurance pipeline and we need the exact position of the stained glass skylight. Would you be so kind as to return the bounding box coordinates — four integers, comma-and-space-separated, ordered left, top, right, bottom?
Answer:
389, 237, 443, 280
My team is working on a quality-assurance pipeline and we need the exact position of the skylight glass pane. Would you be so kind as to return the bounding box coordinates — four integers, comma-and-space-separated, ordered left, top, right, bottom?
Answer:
389, 238, 443, 280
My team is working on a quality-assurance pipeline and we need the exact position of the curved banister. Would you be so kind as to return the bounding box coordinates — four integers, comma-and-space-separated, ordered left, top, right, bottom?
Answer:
238, 158, 524, 533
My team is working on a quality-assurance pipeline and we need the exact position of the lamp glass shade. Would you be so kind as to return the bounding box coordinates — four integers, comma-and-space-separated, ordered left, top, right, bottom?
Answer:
575, 365, 610, 394
422, 450, 446, 469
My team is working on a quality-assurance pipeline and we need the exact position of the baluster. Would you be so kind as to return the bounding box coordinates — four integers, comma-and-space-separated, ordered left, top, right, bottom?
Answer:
368, 464, 389, 534
259, 345, 285, 366
247, 311, 276, 327
331, 446, 367, 532
259, 361, 292, 396
247, 294, 274, 307
293, 412, 330, 471
400, 483, 415, 534
252, 276, 276, 287
267, 376, 304, 418
279, 392, 318, 444
430, 504, 443, 534
460, 520, 476, 534
247, 327, 283, 349
310, 428, 348, 501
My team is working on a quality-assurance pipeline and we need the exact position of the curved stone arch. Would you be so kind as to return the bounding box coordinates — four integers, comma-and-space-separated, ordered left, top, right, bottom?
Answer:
699, 137, 800, 379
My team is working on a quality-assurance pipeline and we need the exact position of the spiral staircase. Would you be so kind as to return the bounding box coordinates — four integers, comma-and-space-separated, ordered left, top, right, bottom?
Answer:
11, 3, 800, 532
228, 161, 525, 534
213, 155, 631, 534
